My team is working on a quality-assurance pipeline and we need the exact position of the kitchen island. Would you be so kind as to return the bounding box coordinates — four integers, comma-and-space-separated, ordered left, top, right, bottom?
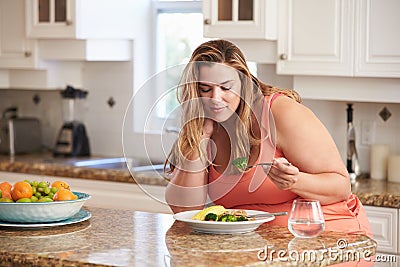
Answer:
0, 207, 376, 267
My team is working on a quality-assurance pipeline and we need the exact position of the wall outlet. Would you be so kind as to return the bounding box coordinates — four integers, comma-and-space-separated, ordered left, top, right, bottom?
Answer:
361, 120, 376, 145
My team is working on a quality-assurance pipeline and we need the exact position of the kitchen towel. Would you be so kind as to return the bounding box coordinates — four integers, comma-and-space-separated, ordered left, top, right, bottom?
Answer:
388, 155, 400, 183
370, 144, 390, 180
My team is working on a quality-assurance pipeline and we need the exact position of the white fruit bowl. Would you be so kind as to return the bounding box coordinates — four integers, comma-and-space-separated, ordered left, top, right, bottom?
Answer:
0, 192, 90, 223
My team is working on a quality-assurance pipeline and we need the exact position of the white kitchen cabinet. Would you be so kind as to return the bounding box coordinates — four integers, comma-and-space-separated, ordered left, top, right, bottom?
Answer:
24, 0, 134, 62
0, 171, 172, 214
38, 39, 132, 61
277, 0, 353, 76
355, 0, 400, 77
277, 0, 400, 78
203, 0, 277, 39
0, 0, 38, 69
364, 205, 399, 254
25, 0, 135, 39
25, 0, 73, 38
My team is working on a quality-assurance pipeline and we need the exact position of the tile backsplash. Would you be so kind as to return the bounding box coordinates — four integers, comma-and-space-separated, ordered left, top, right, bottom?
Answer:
0, 61, 134, 158
303, 99, 400, 174
0, 89, 63, 150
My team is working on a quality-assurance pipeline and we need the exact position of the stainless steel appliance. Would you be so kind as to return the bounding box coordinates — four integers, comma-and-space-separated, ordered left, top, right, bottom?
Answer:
53, 86, 91, 157
0, 107, 42, 155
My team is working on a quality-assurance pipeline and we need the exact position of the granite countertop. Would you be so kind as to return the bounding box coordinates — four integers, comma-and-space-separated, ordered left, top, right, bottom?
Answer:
0, 153, 400, 208
0, 153, 168, 186
351, 178, 400, 208
0, 207, 376, 267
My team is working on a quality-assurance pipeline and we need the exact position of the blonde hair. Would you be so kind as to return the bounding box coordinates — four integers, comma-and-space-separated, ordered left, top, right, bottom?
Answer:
165, 39, 301, 174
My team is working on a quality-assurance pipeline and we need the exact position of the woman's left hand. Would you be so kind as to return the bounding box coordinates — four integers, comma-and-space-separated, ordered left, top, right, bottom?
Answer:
263, 158, 299, 190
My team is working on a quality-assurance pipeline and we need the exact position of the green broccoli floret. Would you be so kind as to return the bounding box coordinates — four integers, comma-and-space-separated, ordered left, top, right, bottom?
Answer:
219, 214, 238, 222
236, 215, 248, 221
204, 213, 218, 221
232, 157, 248, 171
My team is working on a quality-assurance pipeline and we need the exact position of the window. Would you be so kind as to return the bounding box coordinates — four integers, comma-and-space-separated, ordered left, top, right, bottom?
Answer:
137, 0, 256, 133
147, 0, 207, 132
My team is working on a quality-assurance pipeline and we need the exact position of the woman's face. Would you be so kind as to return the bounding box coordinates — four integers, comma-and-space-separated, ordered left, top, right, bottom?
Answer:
198, 63, 242, 122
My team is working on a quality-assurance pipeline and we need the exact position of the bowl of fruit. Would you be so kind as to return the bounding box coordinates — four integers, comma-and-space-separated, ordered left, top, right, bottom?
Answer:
0, 180, 90, 223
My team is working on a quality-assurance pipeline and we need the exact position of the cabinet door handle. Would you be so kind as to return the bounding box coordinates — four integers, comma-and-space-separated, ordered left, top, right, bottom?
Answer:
279, 54, 287, 60
204, 19, 211, 25
24, 51, 32, 57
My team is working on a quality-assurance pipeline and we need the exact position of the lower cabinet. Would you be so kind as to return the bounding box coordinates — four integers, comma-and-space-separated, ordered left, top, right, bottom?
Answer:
364, 205, 399, 262
0, 171, 172, 214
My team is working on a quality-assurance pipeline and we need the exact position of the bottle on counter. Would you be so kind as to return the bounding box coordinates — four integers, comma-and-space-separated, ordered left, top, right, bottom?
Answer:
346, 104, 360, 183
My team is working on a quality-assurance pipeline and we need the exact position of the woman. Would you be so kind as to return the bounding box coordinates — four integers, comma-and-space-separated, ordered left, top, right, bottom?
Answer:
165, 39, 371, 238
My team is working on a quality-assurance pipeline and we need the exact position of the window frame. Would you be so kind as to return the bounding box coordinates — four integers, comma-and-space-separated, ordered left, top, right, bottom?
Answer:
145, 0, 204, 133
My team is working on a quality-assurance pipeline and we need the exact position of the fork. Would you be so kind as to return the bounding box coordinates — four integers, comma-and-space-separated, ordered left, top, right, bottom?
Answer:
247, 212, 288, 219
246, 162, 291, 169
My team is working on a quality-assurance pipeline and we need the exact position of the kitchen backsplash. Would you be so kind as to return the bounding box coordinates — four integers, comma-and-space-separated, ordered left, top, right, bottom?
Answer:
303, 99, 399, 175
0, 89, 63, 150
0, 62, 399, 176
0, 61, 134, 157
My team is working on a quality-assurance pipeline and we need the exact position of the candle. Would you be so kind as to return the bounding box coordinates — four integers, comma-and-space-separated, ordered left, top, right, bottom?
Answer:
370, 144, 390, 180
388, 155, 400, 183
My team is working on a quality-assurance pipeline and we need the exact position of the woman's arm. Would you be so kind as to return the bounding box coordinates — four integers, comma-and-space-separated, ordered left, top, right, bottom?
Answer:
267, 96, 351, 205
165, 167, 208, 214
165, 119, 214, 213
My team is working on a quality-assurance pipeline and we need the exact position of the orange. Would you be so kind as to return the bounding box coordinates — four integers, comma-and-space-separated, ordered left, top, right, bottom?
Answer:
53, 188, 77, 201
0, 182, 13, 199
51, 180, 71, 191
11, 181, 33, 201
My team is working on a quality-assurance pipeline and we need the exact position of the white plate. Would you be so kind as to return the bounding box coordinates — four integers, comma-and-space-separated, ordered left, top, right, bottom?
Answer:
0, 209, 91, 228
173, 209, 275, 234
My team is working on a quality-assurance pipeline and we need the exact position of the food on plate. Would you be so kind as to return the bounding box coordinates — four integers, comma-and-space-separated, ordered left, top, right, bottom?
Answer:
204, 213, 218, 221
192, 205, 251, 222
0, 179, 78, 202
231, 157, 248, 171
191, 205, 227, 220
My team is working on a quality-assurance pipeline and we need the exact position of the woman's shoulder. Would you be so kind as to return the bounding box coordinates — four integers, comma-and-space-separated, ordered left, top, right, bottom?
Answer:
267, 93, 300, 109
268, 94, 313, 124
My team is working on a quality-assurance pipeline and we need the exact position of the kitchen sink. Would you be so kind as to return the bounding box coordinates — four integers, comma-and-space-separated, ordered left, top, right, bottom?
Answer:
69, 157, 166, 172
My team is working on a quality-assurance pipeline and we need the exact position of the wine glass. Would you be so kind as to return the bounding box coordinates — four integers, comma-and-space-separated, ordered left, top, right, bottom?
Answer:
288, 199, 325, 238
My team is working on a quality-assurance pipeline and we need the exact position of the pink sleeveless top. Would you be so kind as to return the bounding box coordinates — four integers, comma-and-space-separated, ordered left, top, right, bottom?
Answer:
208, 94, 298, 207
207, 94, 372, 238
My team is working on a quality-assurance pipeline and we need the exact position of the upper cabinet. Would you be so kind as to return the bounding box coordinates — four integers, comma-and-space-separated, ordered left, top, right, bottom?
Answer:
23, 0, 134, 62
203, 0, 277, 39
26, 0, 135, 39
277, 0, 400, 78
26, 0, 75, 38
0, 0, 38, 69
355, 0, 400, 77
